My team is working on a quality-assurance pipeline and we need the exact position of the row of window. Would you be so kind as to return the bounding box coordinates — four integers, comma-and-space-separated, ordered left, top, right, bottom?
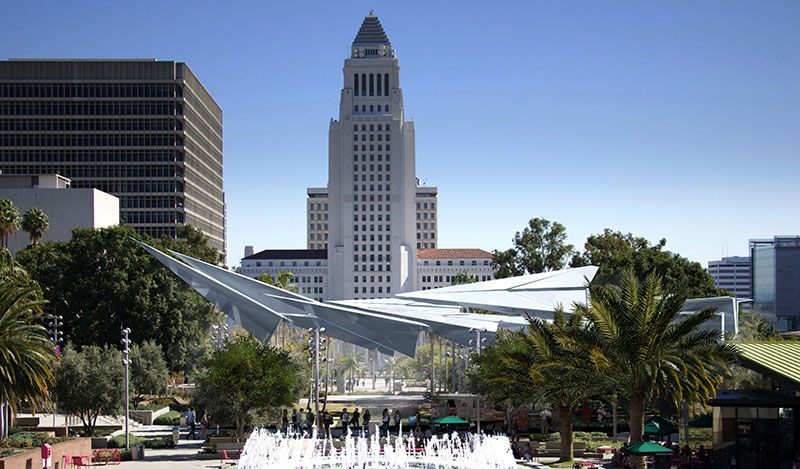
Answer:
353, 194, 387, 202
417, 222, 436, 230
353, 144, 389, 152
71, 179, 183, 194
309, 223, 328, 231
416, 212, 433, 220
310, 243, 327, 249
122, 210, 182, 224
354, 224, 391, 232
354, 214, 389, 222
354, 104, 389, 114
120, 195, 182, 209
309, 213, 329, 221
355, 204, 390, 212
354, 164, 389, 172
354, 173, 388, 182
308, 203, 329, 211
417, 242, 434, 249
136, 226, 176, 240
354, 154, 389, 162
416, 202, 435, 210
301, 287, 324, 295
353, 133, 390, 142
354, 184, 390, 192
353, 263, 391, 272
0, 149, 182, 162
416, 232, 435, 239
0, 118, 181, 132
353, 73, 390, 97
421, 259, 491, 266
353, 123, 390, 132
0, 83, 179, 99
310, 233, 328, 241
0, 101, 181, 116
354, 244, 390, 252
354, 275, 391, 283
251, 260, 325, 268
353, 253, 391, 262
0, 133, 183, 147
355, 286, 391, 294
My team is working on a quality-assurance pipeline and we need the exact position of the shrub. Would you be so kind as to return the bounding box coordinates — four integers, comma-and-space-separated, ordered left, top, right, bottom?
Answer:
106, 435, 175, 449
153, 410, 181, 425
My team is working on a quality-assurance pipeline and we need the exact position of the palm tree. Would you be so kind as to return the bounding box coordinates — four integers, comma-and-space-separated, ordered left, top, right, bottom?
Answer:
0, 248, 56, 438
567, 270, 734, 469
257, 271, 298, 293
336, 350, 366, 393
471, 309, 606, 462
21, 208, 49, 247
0, 199, 21, 249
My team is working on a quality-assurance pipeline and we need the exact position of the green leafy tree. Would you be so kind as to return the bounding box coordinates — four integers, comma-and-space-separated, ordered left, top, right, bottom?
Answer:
15, 225, 223, 372
157, 225, 223, 265
196, 332, 301, 441
492, 218, 574, 278
470, 310, 606, 462
567, 271, 735, 469
335, 349, 366, 393
571, 229, 726, 298
257, 271, 298, 293
0, 199, 21, 249
736, 310, 781, 341
21, 208, 49, 247
130, 340, 170, 407
0, 248, 55, 438
451, 272, 477, 285
55, 345, 124, 435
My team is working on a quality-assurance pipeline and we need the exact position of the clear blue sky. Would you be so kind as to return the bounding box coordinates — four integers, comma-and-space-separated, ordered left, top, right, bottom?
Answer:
4, 1, 799, 267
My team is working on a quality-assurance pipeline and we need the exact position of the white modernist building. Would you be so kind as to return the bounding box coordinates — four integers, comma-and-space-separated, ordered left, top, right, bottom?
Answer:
0, 174, 119, 254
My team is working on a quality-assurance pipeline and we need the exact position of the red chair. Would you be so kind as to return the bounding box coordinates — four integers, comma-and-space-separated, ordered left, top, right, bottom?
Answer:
62, 455, 74, 469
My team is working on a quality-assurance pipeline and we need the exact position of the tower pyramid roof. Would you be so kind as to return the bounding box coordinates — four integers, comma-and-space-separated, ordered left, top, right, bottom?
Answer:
353, 14, 390, 45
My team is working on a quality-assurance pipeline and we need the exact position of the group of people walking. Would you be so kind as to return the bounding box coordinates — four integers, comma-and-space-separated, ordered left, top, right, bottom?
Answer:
280, 407, 421, 438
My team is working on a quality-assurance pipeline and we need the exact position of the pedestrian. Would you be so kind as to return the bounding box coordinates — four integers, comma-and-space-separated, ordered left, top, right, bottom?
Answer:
362, 409, 371, 436
299, 408, 307, 433
281, 409, 289, 434
414, 409, 422, 435
307, 409, 316, 433
325, 411, 334, 438
341, 408, 350, 433
292, 408, 298, 431
199, 411, 209, 440
187, 407, 197, 440
351, 408, 360, 431
394, 409, 401, 434
381, 408, 390, 437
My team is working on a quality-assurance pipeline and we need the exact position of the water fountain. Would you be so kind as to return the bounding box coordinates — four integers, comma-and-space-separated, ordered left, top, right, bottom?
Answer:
237, 424, 518, 468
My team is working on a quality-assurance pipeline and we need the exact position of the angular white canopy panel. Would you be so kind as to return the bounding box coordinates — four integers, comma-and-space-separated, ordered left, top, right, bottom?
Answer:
679, 296, 746, 335
166, 249, 428, 356
396, 267, 598, 318
134, 240, 287, 338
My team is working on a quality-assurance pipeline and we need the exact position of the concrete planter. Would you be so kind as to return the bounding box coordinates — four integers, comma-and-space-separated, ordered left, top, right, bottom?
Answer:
0, 438, 90, 469
130, 407, 170, 425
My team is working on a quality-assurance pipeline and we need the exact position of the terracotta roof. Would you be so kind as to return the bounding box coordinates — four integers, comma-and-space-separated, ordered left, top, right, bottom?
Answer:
417, 248, 493, 260
244, 249, 327, 261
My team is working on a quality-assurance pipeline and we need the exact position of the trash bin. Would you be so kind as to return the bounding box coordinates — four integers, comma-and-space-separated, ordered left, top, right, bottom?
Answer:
131, 443, 145, 460
172, 427, 180, 445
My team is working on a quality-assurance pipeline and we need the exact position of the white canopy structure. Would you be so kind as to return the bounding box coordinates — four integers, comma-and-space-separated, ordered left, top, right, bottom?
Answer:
135, 240, 739, 355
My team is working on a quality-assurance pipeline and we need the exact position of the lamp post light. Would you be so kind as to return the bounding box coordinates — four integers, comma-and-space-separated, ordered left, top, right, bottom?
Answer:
48, 315, 63, 427
306, 327, 326, 430
468, 328, 487, 434
121, 328, 132, 450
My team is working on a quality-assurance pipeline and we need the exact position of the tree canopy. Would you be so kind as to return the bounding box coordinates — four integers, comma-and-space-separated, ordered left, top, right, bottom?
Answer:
130, 340, 170, 407
492, 218, 574, 278
15, 225, 223, 372
0, 199, 20, 249
21, 208, 49, 247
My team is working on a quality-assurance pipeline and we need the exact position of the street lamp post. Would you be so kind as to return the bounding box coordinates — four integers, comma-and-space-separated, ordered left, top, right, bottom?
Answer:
468, 328, 487, 434
121, 328, 132, 450
306, 327, 326, 431
47, 315, 63, 427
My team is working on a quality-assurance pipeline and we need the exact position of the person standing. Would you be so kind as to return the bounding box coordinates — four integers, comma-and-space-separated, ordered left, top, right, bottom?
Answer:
199, 411, 209, 440
362, 409, 371, 436
299, 408, 307, 433
281, 409, 289, 434
351, 408, 361, 432
393, 409, 401, 434
414, 409, 422, 435
187, 407, 197, 440
381, 408, 390, 437
307, 409, 316, 433
325, 411, 334, 438
292, 408, 298, 432
341, 408, 350, 433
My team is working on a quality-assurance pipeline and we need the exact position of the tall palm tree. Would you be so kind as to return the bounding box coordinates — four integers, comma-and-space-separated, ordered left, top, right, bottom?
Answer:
0, 199, 21, 249
0, 248, 56, 438
21, 208, 49, 247
567, 270, 734, 469
336, 350, 366, 393
472, 309, 606, 462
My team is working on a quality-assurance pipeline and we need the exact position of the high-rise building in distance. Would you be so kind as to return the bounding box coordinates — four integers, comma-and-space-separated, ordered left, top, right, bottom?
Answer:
708, 256, 752, 301
0, 59, 225, 257
751, 236, 800, 330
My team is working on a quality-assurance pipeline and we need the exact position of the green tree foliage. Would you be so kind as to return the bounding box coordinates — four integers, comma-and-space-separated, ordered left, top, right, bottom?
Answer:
470, 311, 607, 462
55, 345, 124, 435
195, 332, 301, 441
492, 218, 574, 278
451, 272, 477, 285
571, 229, 726, 298
0, 248, 55, 418
130, 340, 170, 407
15, 225, 223, 372
21, 208, 49, 247
257, 271, 298, 293
0, 200, 21, 249
567, 271, 734, 469
736, 310, 781, 341
335, 349, 366, 393
157, 225, 223, 265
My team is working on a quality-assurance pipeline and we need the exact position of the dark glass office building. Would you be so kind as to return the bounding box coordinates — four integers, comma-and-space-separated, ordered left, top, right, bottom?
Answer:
0, 59, 225, 256
751, 236, 800, 330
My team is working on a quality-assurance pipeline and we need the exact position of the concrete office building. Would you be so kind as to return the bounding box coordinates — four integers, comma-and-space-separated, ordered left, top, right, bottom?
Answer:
750, 236, 800, 330
0, 59, 225, 257
708, 256, 752, 300
0, 174, 118, 254
417, 249, 494, 290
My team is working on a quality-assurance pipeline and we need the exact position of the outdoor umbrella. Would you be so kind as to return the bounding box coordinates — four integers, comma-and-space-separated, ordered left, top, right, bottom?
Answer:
622, 441, 675, 456
434, 416, 470, 424
644, 416, 676, 436
687, 414, 712, 428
